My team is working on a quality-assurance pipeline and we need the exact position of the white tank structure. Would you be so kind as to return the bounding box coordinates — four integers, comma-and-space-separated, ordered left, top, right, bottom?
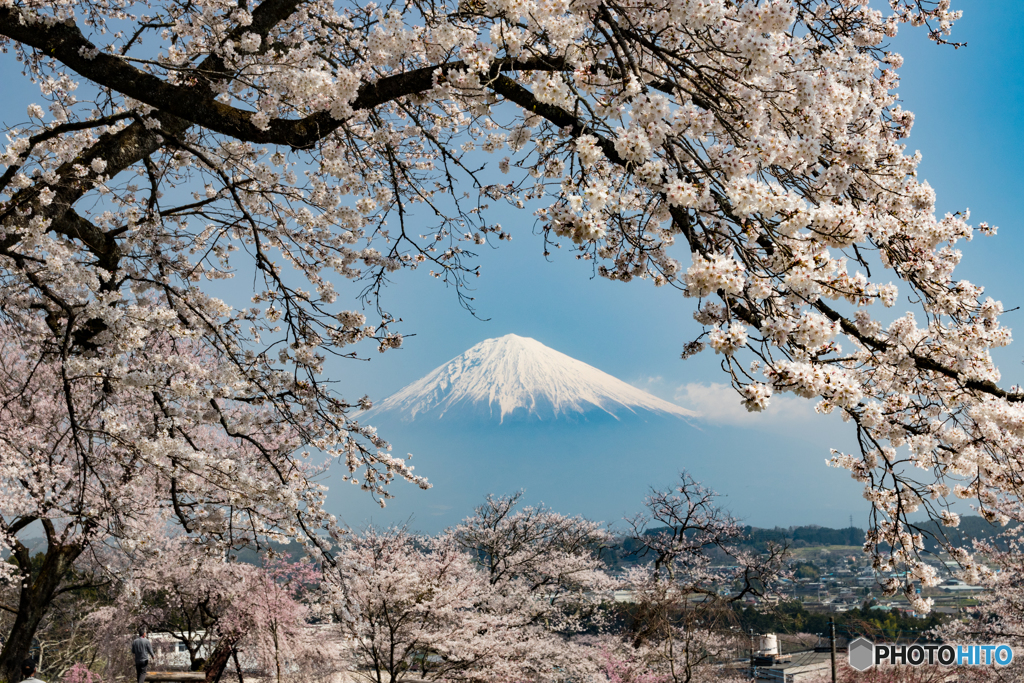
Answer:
758, 634, 779, 657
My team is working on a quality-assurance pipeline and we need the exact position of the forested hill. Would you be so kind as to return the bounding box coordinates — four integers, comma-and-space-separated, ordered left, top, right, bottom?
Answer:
607, 524, 867, 569
739, 524, 864, 551
663, 516, 1011, 553
9, 517, 1011, 567
916, 515, 1018, 553
702, 517, 1012, 553
606, 516, 1013, 569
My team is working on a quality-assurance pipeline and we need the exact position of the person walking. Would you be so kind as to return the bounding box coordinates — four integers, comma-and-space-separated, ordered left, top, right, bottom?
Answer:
131, 628, 155, 683
19, 657, 45, 683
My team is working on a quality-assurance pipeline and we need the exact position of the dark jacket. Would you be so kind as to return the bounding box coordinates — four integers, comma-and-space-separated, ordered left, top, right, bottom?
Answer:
131, 637, 154, 664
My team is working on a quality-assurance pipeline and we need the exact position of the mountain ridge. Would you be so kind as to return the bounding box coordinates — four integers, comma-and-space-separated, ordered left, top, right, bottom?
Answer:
362, 334, 696, 424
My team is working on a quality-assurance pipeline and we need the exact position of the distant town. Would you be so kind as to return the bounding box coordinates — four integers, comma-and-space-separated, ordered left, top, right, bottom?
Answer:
607, 516, 998, 639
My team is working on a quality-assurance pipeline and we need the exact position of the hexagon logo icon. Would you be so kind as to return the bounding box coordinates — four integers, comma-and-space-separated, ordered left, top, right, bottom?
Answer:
849, 637, 874, 672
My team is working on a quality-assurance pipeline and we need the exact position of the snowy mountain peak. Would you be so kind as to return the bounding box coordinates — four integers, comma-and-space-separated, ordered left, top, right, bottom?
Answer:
363, 334, 696, 423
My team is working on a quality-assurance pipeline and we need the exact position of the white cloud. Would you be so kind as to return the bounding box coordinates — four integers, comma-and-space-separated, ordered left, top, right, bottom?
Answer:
674, 382, 817, 427
428, 504, 453, 516
630, 376, 820, 429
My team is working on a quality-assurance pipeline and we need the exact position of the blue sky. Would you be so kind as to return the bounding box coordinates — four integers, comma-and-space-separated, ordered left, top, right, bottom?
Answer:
2, 0, 1023, 532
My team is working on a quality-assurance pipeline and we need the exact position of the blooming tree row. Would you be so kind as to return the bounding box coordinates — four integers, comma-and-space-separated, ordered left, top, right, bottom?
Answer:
4, 480, 772, 683
305, 480, 775, 683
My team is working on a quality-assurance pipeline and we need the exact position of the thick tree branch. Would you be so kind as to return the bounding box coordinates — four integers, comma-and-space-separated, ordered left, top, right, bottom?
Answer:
0, 7, 578, 149
812, 299, 1024, 403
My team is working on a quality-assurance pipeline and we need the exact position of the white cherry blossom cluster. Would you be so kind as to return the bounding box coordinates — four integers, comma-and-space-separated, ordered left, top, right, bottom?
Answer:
708, 322, 748, 356
740, 383, 773, 412
683, 253, 745, 298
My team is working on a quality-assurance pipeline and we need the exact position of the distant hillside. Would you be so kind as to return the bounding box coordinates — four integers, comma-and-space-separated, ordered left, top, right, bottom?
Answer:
604, 516, 1015, 569
9, 516, 1013, 571
604, 524, 865, 570
736, 516, 1014, 555
740, 524, 864, 551
914, 515, 1017, 553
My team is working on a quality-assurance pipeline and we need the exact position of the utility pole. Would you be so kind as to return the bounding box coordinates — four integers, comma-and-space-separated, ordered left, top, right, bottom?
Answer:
749, 629, 755, 681
829, 617, 837, 683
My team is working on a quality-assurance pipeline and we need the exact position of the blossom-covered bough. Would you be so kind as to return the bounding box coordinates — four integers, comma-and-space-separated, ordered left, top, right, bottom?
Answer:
0, 0, 1010, 668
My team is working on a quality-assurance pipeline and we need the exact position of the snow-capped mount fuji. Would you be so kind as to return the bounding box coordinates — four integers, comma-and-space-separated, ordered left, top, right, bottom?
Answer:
362, 334, 696, 424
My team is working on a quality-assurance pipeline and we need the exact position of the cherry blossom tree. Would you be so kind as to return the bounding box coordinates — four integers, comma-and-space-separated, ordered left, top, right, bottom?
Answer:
83, 540, 252, 680
622, 473, 784, 683
0, 0, 1012, 631
330, 527, 536, 683
220, 555, 326, 683
331, 523, 627, 683
61, 663, 106, 683
621, 567, 748, 683
0, 551, 111, 683
596, 646, 670, 683
0, 325, 398, 681
449, 492, 615, 630
930, 526, 1024, 683
85, 540, 328, 683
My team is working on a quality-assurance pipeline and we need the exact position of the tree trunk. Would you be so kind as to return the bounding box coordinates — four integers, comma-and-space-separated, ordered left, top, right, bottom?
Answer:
0, 531, 86, 683
231, 648, 245, 683
203, 633, 242, 683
